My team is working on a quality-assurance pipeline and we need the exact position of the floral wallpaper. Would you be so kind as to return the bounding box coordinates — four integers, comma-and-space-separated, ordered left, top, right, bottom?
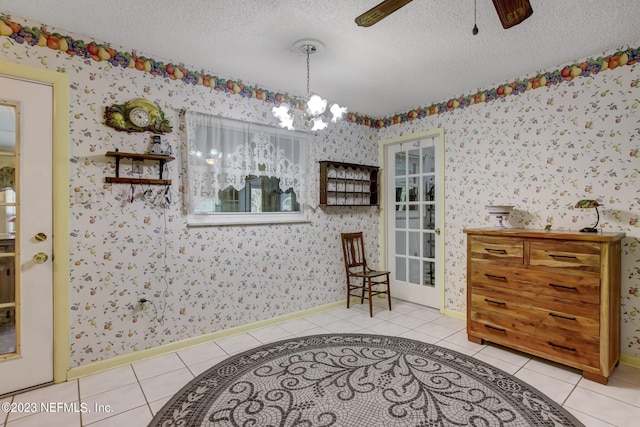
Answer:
1, 13, 639, 364
0, 15, 380, 367
379, 45, 640, 358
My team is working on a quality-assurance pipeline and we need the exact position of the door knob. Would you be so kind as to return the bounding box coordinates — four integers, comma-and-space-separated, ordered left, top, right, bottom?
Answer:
435, 228, 441, 235
33, 252, 49, 264
35, 232, 48, 242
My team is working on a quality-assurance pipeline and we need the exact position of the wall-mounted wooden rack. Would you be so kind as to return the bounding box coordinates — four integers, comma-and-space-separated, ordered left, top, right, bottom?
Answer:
105, 150, 175, 185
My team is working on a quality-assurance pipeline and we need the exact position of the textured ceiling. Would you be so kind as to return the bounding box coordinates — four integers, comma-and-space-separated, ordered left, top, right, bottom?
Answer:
1, 1, 639, 118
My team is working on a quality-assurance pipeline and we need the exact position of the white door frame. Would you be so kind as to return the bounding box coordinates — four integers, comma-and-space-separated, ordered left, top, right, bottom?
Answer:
1, 60, 70, 386
378, 128, 445, 312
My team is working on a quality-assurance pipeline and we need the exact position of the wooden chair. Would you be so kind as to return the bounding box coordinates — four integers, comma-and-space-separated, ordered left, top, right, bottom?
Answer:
340, 232, 392, 317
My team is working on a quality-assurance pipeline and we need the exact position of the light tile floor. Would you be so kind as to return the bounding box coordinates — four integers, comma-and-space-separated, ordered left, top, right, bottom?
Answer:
2, 299, 640, 426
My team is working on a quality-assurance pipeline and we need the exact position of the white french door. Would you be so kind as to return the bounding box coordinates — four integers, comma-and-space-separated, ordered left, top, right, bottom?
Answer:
383, 130, 444, 309
0, 75, 54, 394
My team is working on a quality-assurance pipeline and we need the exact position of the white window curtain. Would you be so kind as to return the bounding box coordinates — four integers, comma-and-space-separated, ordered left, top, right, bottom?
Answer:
185, 110, 311, 224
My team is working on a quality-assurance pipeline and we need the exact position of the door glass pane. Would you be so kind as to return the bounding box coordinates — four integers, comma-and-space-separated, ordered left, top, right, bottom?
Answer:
408, 176, 419, 202
395, 207, 406, 229
408, 205, 420, 229
408, 149, 420, 174
0, 306, 16, 354
422, 145, 435, 173
395, 152, 406, 176
395, 231, 406, 255
0, 103, 17, 358
408, 177, 420, 229
408, 259, 420, 284
0, 256, 15, 304
0, 105, 16, 151
395, 178, 406, 202
423, 233, 435, 259
408, 232, 420, 257
423, 260, 435, 287
423, 175, 435, 202
395, 257, 406, 281
423, 204, 435, 230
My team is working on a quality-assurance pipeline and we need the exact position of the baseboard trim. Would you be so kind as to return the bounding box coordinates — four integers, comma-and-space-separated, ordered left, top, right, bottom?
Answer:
66, 300, 346, 380
65, 303, 640, 380
443, 308, 465, 320
620, 353, 640, 369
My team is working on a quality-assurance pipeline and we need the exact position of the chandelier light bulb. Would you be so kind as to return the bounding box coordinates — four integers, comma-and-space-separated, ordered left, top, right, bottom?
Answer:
272, 103, 291, 122
306, 94, 327, 116
279, 115, 295, 130
310, 116, 328, 131
329, 103, 347, 122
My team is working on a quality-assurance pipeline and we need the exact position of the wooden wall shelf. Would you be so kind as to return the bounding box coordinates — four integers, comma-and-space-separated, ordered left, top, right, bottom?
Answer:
319, 161, 379, 207
105, 150, 174, 186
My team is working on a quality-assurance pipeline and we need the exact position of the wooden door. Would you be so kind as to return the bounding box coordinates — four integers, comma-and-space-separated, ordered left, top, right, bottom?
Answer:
0, 75, 54, 394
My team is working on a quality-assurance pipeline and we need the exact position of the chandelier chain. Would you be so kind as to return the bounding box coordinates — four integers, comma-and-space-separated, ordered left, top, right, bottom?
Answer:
306, 46, 311, 97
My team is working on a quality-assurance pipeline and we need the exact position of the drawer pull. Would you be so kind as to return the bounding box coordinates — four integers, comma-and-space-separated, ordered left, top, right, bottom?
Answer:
485, 248, 507, 254
548, 341, 576, 352
484, 325, 506, 333
548, 254, 577, 259
548, 312, 576, 321
548, 283, 578, 291
484, 274, 507, 281
484, 298, 506, 306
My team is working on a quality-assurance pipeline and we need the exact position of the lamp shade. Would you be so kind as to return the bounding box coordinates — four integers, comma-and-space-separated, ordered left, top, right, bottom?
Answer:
575, 199, 600, 232
306, 94, 327, 116
575, 199, 599, 209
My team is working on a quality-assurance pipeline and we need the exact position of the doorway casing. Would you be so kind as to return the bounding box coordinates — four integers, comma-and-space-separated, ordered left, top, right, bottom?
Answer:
0, 59, 70, 384
378, 128, 445, 312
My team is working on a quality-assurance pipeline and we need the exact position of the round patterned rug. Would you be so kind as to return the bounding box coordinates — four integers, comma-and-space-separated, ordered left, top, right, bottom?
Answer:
150, 334, 584, 426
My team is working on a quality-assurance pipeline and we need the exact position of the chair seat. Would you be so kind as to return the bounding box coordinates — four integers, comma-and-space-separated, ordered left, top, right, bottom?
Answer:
349, 270, 389, 278
341, 232, 392, 317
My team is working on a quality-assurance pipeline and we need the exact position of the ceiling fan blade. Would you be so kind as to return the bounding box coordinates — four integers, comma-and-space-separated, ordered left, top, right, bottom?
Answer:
492, 0, 533, 29
355, 0, 413, 27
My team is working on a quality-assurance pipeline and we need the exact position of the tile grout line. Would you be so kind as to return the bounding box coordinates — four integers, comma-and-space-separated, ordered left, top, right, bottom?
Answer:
1, 394, 11, 427
76, 379, 84, 427
127, 361, 155, 427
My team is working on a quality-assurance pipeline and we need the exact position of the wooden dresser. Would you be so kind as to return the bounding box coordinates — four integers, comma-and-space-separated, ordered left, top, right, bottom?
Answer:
463, 228, 625, 384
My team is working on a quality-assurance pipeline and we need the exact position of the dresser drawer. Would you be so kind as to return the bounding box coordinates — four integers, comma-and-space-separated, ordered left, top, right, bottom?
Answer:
470, 261, 600, 304
470, 290, 599, 336
469, 318, 599, 368
529, 241, 600, 272
469, 236, 523, 263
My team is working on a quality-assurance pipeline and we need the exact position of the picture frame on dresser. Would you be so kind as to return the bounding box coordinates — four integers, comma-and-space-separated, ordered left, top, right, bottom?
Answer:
463, 228, 625, 384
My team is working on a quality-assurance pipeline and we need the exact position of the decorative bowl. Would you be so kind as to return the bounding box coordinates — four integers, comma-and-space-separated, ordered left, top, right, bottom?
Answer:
485, 205, 514, 227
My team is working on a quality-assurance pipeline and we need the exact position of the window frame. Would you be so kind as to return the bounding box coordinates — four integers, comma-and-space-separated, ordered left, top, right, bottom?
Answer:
184, 112, 311, 226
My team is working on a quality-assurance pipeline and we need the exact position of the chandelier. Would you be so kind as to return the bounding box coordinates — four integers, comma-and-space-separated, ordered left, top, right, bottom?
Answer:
272, 39, 347, 132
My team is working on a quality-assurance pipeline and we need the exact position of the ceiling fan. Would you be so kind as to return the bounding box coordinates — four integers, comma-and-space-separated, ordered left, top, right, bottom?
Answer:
355, 0, 533, 29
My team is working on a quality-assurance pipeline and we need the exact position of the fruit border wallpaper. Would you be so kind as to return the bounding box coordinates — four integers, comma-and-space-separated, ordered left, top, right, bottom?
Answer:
0, 12, 639, 365
1, 15, 637, 129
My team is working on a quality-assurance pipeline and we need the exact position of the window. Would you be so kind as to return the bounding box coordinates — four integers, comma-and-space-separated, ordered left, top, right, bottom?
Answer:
185, 111, 310, 225
211, 175, 299, 213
